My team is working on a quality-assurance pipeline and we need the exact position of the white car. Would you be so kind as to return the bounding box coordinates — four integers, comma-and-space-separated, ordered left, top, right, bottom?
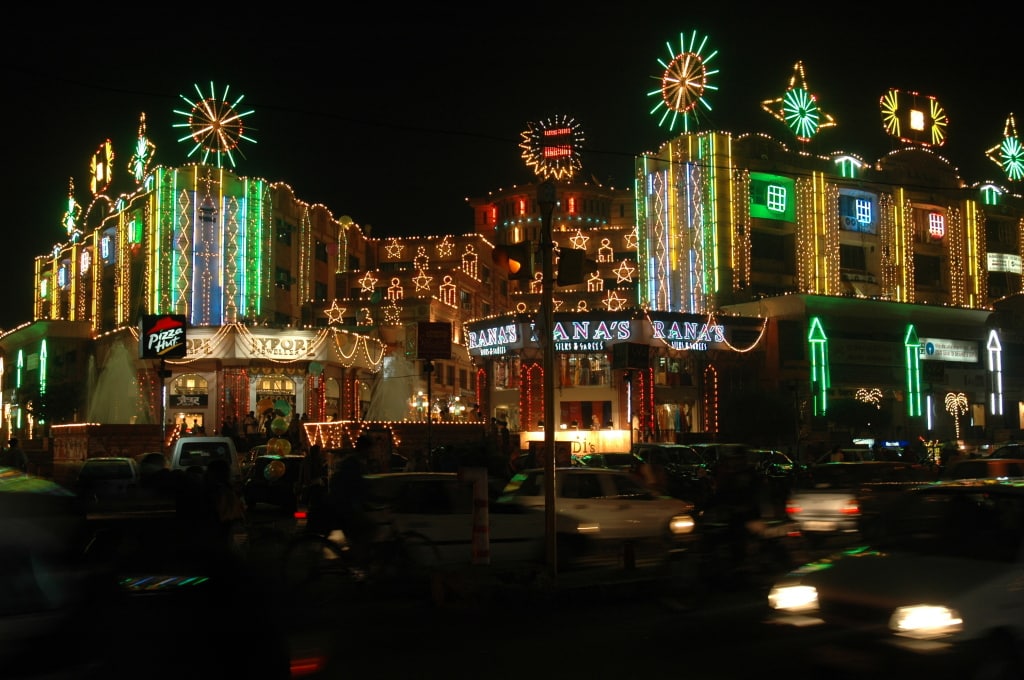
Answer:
496, 466, 697, 568
767, 479, 1024, 679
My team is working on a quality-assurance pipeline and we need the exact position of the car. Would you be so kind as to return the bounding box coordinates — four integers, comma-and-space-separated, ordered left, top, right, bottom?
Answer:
168, 436, 242, 487
766, 479, 1024, 679
74, 456, 141, 505
688, 442, 751, 471
630, 442, 713, 505
496, 466, 698, 569
940, 457, 1024, 481
135, 451, 168, 477
240, 444, 270, 478
571, 451, 640, 470
985, 441, 1023, 459
242, 453, 307, 513
785, 461, 935, 545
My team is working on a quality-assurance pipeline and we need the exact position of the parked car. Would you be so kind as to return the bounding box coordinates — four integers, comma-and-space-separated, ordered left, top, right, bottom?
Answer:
688, 442, 751, 471
940, 457, 1024, 480
496, 466, 698, 569
74, 456, 141, 505
168, 436, 242, 487
135, 451, 168, 478
785, 461, 935, 545
571, 451, 639, 470
240, 444, 269, 478
630, 442, 712, 506
766, 479, 1024, 679
242, 453, 307, 513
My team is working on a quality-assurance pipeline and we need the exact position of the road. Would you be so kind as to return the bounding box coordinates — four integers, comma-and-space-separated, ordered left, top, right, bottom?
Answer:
237, 505, 825, 679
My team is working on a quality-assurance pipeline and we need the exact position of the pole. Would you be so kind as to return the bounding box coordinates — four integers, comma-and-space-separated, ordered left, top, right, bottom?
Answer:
538, 179, 557, 579
159, 358, 167, 444
425, 359, 434, 456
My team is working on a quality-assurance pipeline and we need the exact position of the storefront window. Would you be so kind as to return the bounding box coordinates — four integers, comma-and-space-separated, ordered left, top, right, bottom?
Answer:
559, 352, 609, 387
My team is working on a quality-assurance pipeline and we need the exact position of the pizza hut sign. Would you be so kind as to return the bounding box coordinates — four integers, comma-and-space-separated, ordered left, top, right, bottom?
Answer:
139, 314, 188, 359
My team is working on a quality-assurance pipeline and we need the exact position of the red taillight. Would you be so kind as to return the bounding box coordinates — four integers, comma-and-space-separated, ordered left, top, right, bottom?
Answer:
290, 654, 328, 677
293, 509, 308, 520
786, 502, 801, 516
840, 500, 860, 516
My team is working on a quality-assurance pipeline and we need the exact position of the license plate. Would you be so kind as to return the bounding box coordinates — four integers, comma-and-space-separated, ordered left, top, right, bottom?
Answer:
805, 521, 837, 532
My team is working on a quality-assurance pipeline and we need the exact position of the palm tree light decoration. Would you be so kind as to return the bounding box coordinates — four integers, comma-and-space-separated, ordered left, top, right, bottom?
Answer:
944, 391, 968, 440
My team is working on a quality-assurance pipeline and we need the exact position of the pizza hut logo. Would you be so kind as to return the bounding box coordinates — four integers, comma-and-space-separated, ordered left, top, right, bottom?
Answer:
140, 315, 187, 358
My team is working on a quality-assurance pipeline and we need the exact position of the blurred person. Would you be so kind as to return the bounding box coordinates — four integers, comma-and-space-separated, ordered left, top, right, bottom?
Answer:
325, 435, 375, 564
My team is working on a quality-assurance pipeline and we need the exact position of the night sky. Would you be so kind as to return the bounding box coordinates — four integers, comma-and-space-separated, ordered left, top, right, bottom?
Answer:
4, 10, 1021, 330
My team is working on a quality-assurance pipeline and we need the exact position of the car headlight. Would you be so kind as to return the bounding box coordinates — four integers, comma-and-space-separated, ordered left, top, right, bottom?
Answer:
669, 514, 695, 535
768, 584, 818, 612
889, 605, 963, 639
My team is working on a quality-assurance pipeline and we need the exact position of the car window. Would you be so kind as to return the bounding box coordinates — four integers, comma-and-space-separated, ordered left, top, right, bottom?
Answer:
607, 472, 651, 499
562, 473, 604, 499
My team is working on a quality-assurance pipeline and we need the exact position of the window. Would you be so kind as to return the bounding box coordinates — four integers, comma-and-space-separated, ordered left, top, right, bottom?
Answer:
315, 241, 328, 262
314, 281, 328, 301
749, 173, 796, 221
839, 244, 867, 271
914, 254, 942, 286
275, 267, 292, 290
839, 194, 877, 233
277, 221, 293, 246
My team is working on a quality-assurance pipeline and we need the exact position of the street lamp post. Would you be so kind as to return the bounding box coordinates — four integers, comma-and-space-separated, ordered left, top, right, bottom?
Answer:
537, 179, 558, 578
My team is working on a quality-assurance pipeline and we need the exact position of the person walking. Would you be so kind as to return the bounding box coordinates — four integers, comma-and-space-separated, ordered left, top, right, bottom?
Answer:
0, 438, 28, 472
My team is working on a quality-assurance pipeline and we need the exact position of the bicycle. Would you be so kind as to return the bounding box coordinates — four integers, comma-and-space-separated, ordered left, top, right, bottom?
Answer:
280, 521, 441, 605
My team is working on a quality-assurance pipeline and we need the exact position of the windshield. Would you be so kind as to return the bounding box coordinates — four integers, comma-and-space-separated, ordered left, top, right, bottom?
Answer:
877, 487, 1024, 563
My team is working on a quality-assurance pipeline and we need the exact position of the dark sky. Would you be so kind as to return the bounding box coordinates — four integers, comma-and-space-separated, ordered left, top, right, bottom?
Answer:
4, 10, 1021, 330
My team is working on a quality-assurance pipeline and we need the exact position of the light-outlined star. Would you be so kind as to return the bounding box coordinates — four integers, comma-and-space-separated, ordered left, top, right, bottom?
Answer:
385, 239, 404, 259
412, 269, 433, 292
569, 229, 590, 250
614, 259, 637, 283
358, 272, 378, 293
603, 290, 627, 311
324, 300, 346, 324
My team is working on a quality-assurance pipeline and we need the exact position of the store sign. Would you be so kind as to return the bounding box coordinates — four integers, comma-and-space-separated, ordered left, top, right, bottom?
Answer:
650, 319, 724, 351
171, 394, 209, 408
139, 314, 187, 359
987, 252, 1022, 274
919, 338, 978, 363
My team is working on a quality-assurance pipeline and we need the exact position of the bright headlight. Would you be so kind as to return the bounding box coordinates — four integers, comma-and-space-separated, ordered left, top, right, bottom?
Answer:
669, 514, 695, 535
768, 584, 818, 612
890, 605, 962, 639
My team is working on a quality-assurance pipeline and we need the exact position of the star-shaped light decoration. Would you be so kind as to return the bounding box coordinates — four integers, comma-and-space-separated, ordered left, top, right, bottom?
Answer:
358, 272, 378, 293
383, 300, 402, 325
986, 113, 1024, 182
324, 300, 346, 324
385, 238, 404, 259
614, 260, 637, 283
412, 269, 433, 292
553, 299, 566, 312
761, 61, 835, 143
625, 228, 638, 251
602, 290, 627, 311
569, 229, 590, 250
435, 235, 454, 258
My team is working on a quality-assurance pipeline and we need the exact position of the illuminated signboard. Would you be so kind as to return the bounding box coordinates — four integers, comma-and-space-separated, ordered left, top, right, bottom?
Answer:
919, 337, 978, 363
139, 314, 187, 359
987, 252, 1022, 274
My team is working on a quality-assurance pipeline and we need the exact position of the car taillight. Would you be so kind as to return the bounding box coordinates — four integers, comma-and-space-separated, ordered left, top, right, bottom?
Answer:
840, 499, 860, 515
785, 501, 801, 516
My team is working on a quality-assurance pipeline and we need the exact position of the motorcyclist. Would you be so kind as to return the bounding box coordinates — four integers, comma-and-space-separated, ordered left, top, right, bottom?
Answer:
703, 446, 764, 566
324, 434, 376, 565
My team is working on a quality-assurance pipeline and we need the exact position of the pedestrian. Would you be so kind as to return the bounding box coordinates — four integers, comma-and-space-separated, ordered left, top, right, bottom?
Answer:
0, 438, 28, 472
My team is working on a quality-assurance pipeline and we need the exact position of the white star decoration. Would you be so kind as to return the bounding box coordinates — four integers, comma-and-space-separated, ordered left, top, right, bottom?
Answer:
603, 290, 627, 311
569, 230, 589, 250
385, 239, 404, 259
413, 269, 433, 292
324, 300, 346, 324
625, 228, 638, 251
358, 272, 378, 293
614, 260, 636, 283
436, 236, 454, 258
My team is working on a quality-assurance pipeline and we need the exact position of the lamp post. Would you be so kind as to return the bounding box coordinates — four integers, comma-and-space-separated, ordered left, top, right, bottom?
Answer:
537, 178, 558, 578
